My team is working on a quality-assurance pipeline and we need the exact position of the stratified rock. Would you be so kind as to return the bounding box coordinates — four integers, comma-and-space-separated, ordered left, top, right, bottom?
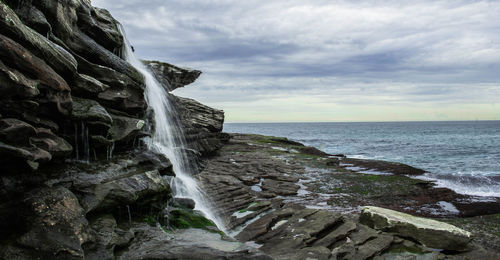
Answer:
72, 73, 110, 97
0, 33, 72, 115
261, 179, 299, 196
173, 95, 225, 156
235, 205, 393, 260
174, 96, 224, 132
360, 206, 472, 251
27, 0, 143, 83
144, 60, 201, 91
0, 2, 78, 78
0, 118, 72, 170
17, 186, 92, 260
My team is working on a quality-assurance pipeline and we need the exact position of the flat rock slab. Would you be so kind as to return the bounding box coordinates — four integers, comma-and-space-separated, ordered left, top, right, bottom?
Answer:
360, 206, 471, 251
116, 225, 272, 260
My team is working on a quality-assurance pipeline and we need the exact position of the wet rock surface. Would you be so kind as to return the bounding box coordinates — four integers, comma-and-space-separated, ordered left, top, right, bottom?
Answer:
116, 224, 272, 260
199, 133, 500, 259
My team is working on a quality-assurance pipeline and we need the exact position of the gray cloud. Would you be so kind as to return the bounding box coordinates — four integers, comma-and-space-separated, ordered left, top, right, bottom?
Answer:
93, 0, 500, 121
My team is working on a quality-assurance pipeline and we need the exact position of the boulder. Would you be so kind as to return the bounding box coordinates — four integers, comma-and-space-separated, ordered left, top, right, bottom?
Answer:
359, 206, 471, 251
17, 186, 92, 259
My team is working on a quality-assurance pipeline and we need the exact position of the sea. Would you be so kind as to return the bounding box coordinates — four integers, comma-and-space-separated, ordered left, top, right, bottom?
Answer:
223, 121, 500, 197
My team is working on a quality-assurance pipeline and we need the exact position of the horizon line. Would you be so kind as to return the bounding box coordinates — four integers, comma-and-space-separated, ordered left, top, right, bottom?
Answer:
224, 119, 500, 124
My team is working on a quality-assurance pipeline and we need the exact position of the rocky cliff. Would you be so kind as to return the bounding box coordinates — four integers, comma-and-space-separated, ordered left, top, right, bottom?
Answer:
0, 1, 238, 259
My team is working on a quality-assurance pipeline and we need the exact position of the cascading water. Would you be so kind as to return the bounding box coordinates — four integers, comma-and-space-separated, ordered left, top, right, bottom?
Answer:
119, 26, 225, 231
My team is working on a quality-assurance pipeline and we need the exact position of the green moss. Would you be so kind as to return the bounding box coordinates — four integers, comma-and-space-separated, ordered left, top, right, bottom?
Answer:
169, 209, 216, 229
170, 218, 191, 229
363, 175, 379, 181
387, 243, 427, 255
143, 215, 158, 226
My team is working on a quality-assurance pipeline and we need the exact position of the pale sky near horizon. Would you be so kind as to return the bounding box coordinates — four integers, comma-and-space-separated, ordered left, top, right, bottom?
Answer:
93, 0, 500, 123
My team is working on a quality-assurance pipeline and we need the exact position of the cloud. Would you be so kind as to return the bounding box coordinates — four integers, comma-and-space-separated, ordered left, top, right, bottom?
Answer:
92, 0, 500, 122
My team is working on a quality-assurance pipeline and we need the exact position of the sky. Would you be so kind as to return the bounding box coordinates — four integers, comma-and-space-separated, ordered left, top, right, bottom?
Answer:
92, 0, 500, 122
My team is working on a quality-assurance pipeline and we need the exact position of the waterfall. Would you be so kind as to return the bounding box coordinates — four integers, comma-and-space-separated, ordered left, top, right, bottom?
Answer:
119, 26, 225, 231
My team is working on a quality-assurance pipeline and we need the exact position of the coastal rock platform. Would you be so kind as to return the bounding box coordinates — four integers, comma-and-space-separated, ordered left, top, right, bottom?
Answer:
199, 133, 500, 259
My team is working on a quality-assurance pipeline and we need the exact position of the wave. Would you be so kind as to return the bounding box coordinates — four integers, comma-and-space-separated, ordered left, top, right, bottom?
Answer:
416, 173, 500, 197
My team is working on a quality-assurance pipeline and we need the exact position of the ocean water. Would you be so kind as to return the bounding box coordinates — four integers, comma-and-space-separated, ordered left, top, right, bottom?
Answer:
223, 121, 500, 197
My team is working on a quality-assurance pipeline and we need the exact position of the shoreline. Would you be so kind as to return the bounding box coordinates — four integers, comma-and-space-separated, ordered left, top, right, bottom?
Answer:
223, 121, 500, 198
222, 133, 500, 217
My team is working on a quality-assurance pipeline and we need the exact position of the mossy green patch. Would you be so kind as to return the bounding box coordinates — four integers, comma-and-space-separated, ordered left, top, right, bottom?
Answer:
143, 215, 158, 226
387, 243, 427, 255
169, 209, 216, 229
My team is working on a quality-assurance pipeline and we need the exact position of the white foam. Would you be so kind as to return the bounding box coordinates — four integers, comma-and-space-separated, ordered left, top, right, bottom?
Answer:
415, 173, 500, 197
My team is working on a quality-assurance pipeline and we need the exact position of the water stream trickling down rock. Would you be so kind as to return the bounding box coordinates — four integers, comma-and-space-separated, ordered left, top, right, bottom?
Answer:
119, 26, 225, 231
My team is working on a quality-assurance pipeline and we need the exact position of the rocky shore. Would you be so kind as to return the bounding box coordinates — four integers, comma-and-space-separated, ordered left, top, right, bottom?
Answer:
199, 133, 500, 259
0, 0, 499, 259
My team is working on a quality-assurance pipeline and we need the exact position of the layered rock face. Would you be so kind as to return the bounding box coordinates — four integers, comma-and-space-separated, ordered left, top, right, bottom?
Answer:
0, 1, 230, 259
